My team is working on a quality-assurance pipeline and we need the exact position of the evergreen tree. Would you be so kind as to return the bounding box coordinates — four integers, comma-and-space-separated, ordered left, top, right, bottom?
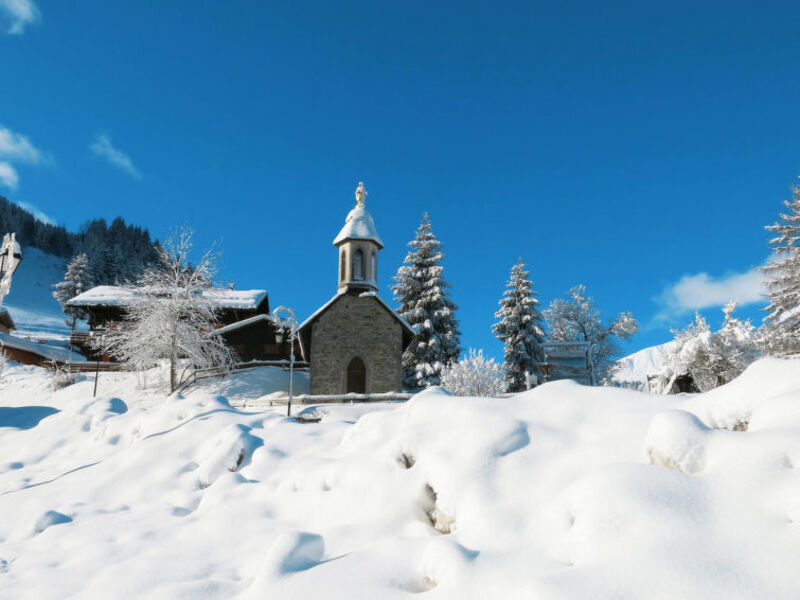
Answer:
762, 185, 800, 353
493, 258, 545, 391
52, 253, 92, 332
391, 213, 461, 388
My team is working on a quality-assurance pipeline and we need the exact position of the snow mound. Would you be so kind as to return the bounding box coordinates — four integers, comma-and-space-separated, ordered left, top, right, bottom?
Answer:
644, 410, 710, 473
2, 358, 800, 597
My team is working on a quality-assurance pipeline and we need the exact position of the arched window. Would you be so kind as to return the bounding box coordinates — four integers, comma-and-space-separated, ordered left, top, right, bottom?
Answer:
340, 250, 347, 282
353, 249, 364, 280
346, 356, 366, 394
371, 251, 377, 280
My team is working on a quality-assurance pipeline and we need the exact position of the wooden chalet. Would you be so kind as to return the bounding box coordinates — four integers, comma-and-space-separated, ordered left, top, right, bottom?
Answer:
66, 285, 304, 364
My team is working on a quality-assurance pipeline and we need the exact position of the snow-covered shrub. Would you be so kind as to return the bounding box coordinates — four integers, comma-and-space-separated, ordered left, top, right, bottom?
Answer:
654, 302, 760, 394
0, 350, 8, 380
440, 349, 506, 397
47, 360, 75, 390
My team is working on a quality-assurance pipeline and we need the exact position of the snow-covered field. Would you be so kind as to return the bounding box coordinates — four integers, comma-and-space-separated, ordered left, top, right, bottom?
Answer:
2, 360, 800, 598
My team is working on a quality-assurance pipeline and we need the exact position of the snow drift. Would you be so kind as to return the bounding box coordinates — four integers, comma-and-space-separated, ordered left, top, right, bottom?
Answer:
1, 359, 800, 598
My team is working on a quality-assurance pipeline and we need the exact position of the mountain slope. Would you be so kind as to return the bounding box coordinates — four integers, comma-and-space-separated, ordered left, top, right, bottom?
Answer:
3, 246, 71, 343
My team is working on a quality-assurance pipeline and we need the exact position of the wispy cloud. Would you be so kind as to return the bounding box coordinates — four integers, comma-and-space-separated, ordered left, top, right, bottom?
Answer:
90, 133, 142, 180
0, 161, 19, 190
15, 199, 53, 224
0, 0, 40, 35
652, 265, 767, 325
0, 124, 44, 164
0, 124, 48, 191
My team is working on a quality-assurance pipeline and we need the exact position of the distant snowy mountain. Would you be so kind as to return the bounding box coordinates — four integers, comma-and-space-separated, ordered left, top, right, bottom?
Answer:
2, 246, 71, 343
611, 341, 673, 388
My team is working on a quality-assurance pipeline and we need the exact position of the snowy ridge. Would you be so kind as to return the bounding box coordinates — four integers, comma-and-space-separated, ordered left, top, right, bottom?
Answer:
2, 359, 800, 597
611, 341, 672, 387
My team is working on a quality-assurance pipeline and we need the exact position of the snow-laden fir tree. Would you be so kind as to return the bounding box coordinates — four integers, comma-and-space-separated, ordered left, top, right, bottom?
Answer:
493, 258, 545, 391
544, 285, 638, 385
762, 184, 800, 354
392, 213, 461, 388
440, 349, 506, 397
93, 227, 234, 393
52, 252, 92, 334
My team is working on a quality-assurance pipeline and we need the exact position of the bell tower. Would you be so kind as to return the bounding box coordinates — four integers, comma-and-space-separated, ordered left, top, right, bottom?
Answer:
333, 182, 383, 293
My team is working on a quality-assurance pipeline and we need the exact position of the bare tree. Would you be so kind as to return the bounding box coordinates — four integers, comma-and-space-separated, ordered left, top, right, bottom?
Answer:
544, 285, 638, 385
94, 227, 234, 393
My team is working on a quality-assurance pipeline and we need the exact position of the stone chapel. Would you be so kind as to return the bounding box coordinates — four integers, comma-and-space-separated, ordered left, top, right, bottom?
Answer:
297, 183, 414, 395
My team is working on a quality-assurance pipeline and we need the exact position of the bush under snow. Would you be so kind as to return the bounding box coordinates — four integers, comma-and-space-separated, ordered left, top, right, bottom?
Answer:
439, 348, 506, 396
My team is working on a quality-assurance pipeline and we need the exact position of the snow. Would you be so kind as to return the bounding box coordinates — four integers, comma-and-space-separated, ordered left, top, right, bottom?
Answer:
68, 285, 268, 310
1, 246, 71, 343
333, 204, 384, 248
2, 358, 800, 597
0, 331, 86, 363
612, 341, 672, 387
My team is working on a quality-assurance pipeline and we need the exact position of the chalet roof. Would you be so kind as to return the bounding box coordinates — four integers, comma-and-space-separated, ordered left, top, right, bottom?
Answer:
0, 332, 86, 363
333, 204, 384, 249
67, 285, 268, 310
208, 313, 277, 336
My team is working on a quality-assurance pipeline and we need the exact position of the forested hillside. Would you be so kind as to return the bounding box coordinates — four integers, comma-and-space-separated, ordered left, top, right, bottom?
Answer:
0, 196, 158, 284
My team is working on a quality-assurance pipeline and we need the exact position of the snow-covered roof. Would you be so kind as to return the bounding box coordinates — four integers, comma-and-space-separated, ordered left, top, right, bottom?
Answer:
67, 285, 268, 310
208, 313, 277, 336
298, 291, 413, 334
0, 332, 86, 363
333, 204, 384, 248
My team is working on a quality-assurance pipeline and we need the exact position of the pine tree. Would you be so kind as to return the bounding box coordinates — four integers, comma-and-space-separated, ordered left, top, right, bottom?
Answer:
493, 258, 545, 391
52, 253, 92, 332
391, 213, 461, 388
762, 185, 800, 353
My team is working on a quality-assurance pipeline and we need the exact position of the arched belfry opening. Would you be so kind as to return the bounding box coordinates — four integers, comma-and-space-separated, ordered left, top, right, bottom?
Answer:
346, 356, 366, 394
353, 249, 364, 281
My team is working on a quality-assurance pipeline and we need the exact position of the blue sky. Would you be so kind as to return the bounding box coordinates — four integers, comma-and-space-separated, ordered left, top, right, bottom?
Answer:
1, 0, 799, 359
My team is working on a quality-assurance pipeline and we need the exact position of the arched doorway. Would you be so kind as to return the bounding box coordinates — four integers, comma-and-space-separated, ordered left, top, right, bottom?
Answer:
346, 356, 366, 394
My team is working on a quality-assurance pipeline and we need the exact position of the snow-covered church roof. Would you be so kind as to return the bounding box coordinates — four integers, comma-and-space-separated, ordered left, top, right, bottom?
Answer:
67, 285, 268, 310
333, 183, 384, 248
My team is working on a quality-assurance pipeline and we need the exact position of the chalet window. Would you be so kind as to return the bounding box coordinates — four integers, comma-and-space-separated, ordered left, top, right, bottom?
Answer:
371, 251, 377, 280
341, 250, 347, 282
353, 249, 364, 280
346, 356, 366, 394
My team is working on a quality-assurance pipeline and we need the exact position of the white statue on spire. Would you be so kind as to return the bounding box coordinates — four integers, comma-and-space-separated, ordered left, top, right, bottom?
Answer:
0, 233, 22, 310
355, 181, 367, 206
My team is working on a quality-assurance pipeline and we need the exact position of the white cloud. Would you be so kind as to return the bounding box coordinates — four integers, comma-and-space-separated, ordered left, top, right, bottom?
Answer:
0, 161, 19, 190
653, 266, 767, 324
90, 133, 142, 180
0, 0, 40, 35
0, 124, 44, 164
14, 199, 53, 224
